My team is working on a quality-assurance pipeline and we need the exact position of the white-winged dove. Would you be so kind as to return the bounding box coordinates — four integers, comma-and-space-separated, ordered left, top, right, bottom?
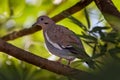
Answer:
34, 16, 95, 68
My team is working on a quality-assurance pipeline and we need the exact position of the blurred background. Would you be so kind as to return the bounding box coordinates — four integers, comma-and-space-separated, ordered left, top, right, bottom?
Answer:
0, 0, 120, 80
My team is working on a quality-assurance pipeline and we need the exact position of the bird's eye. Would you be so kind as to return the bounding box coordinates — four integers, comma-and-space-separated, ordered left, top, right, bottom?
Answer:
41, 18, 44, 20
44, 22, 48, 24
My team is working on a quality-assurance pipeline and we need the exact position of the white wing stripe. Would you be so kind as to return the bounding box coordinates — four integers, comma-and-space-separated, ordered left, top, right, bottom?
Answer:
45, 32, 62, 50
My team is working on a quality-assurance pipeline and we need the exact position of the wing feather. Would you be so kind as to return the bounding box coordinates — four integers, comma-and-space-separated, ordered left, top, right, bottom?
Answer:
47, 25, 83, 48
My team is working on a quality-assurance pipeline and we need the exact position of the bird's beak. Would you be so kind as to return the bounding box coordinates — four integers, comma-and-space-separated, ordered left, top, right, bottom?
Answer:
32, 22, 37, 27
32, 22, 41, 27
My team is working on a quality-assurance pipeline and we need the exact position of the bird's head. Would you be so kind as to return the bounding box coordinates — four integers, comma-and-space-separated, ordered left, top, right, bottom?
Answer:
33, 16, 55, 30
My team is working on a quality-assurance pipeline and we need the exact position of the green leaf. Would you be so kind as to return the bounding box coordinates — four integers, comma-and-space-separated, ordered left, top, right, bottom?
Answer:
68, 15, 87, 31
77, 34, 97, 41
90, 26, 110, 33
103, 13, 120, 31
84, 8, 91, 29
109, 47, 120, 54
109, 47, 120, 61
102, 32, 118, 43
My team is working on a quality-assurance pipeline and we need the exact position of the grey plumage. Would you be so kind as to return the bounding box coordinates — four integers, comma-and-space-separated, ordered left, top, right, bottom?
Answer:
34, 16, 95, 68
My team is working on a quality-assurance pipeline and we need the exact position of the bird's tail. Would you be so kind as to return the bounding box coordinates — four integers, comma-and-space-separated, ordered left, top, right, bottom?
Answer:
66, 43, 95, 69
74, 53, 95, 69
78, 48, 95, 69
74, 52, 95, 69
80, 53, 95, 69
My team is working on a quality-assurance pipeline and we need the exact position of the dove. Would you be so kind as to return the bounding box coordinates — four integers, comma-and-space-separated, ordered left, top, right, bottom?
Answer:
33, 15, 95, 68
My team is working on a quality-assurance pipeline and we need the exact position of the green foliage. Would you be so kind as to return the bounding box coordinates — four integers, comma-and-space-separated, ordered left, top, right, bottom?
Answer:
67, 8, 120, 71
0, 0, 120, 80
0, 53, 67, 80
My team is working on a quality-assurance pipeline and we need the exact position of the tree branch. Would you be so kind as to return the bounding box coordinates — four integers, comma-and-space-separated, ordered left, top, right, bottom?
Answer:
1, 0, 93, 41
0, 1, 98, 79
52, 0, 93, 22
94, 0, 120, 18
0, 39, 97, 80
94, 0, 120, 31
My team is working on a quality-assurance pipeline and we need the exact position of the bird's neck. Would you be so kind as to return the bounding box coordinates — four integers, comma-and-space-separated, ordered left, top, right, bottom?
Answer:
43, 24, 55, 32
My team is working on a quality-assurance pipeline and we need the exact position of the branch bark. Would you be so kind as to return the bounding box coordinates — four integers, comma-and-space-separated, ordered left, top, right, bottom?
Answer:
1, 0, 93, 41
94, 0, 120, 18
0, 39, 97, 80
94, 0, 120, 31
0, 0, 97, 80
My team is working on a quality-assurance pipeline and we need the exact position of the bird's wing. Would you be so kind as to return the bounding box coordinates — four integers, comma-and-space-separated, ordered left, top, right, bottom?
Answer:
47, 25, 81, 47
46, 25, 96, 69
46, 25, 87, 58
